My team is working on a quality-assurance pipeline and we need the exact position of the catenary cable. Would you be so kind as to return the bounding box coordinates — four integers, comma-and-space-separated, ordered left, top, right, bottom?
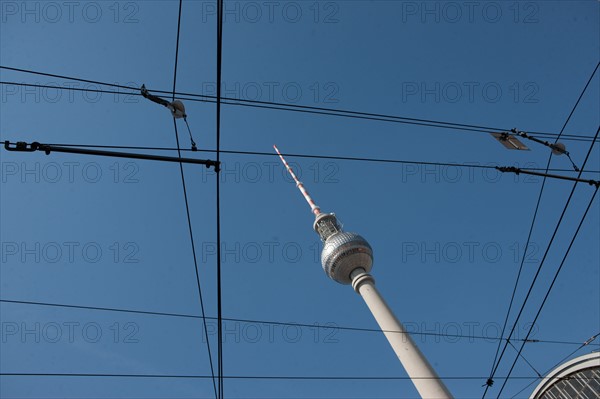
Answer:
168, 1, 218, 397
496, 184, 599, 398
3, 78, 595, 143
508, 332, 600, 399
491, 125, 600, 397
2, 373, 593, 381
215, 0, 225, 396
482, 62, 600, 396
1, 68, 598, 143
3, 140, 597, 174
0, 298, 594, 346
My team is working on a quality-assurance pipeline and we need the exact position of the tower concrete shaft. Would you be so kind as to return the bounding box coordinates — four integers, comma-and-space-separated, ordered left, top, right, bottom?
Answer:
274, 145, 453, 398
351, 268, 453, 399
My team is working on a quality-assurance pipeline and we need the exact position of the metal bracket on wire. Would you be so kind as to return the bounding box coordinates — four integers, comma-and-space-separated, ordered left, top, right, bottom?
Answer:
510, 128, 580, 172
4, 141, 220, 172
496, 166, 599, 187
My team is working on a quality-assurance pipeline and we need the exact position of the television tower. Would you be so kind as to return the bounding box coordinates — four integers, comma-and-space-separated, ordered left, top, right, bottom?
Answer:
274, 145, 453, 399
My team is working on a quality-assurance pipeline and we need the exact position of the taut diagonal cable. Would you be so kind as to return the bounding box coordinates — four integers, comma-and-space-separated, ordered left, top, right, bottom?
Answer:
170, 1, 217, 397
482, 62, 600, 397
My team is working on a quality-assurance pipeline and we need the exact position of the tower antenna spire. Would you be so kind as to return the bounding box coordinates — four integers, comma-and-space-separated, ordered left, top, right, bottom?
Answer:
274, 145, 321, 216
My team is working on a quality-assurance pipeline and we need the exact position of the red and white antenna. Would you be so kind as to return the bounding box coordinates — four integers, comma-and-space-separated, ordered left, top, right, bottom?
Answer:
274, 145, 321, 216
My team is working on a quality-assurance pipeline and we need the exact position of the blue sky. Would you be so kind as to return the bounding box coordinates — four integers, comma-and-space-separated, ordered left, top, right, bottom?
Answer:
0, 1, 599, 398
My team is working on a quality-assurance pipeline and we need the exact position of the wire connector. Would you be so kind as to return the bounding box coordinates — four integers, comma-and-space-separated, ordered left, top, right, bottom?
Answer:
184, 118, 198, 152
141, 84, 187, 119
5, 141, 35, 152
140, 84, 171, 108
4, 141, 51, 154
511, 128, 580, 171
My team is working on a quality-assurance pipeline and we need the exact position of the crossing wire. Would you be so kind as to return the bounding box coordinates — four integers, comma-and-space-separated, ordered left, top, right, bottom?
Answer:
1, 41, 599, 399
3, 373, 593, 381
215, 0, 225, 396
482, 61, 600, 397
497, 185, 599, 397
1, 298, 595, 346
495, 157, 600, 399
169, 1, 218, 398
491, 124, 600, 397
508, 332, 600, 399
2, 73, 597, 398
1, 69, 598, 143
3, 140, 599, 175
0, 80, 588, 144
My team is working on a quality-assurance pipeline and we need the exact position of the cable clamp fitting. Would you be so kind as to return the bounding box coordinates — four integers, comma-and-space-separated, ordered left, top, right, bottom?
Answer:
4, 141, 50, 154
496, 166, 519, 174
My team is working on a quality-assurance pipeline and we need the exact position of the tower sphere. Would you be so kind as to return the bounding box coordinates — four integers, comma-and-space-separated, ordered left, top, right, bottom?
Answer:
321, 231, 373, 284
